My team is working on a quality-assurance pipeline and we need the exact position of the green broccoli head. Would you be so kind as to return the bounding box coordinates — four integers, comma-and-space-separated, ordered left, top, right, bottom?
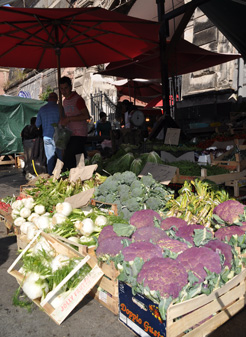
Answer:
124, 198, 140, 212
146, 196, 162, 210
130, 180, 143, 191
131, 187, 143, 198
140, 174, 156, 188
120, 171, 137, 185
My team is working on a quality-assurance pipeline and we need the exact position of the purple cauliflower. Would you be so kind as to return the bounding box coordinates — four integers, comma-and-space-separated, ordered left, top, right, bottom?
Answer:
122, 241, 163, 262
132, 226, 168, 244
96, 236, 130, 257
160, 217, 188, 231
175, 224, 211, 244
130, 209, 162, 229
204, 240, 233, 269
137, 257, 188, 298
97, 225, 118, 244
214, 225, 245, 241
213, 200, 245, 224
177, 246, 222, 283
156, 237, 190, 254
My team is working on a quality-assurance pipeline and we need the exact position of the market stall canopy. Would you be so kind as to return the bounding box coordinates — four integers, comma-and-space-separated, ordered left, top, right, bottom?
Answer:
115, 80, 162, 102
98, 38, 241, 80
200, 0, 246, 60
0, 95, 46, 155
0, 6, 159, 70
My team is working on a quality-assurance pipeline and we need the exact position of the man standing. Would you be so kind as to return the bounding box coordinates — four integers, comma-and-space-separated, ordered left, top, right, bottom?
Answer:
36, 92, 61, 175
59, 76, 90, 170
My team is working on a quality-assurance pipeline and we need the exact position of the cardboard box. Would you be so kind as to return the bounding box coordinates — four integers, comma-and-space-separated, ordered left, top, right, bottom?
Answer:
119, 268, 246, 337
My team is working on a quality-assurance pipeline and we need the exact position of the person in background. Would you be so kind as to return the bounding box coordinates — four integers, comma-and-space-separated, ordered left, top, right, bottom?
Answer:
21, 117, 41, 178
36, 92, 62, 175
59, 76, 90, 170
121, 99, 133, 128
95, 111, 112, 138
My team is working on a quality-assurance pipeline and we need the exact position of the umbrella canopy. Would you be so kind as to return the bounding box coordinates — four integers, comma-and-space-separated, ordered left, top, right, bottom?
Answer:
0, 6, 159, 70
98, 38, 241, 80
115, 80, 162, 101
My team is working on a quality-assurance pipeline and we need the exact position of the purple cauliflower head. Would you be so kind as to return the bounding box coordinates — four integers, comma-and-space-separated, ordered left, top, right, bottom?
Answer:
176, 246, 222, 283
132, 226, 168, 244
96, 236, 130, 257
214, 225, 245, 241
130, 209, 162, 229
122, 241, 163, 262
156, 237, 190, 254
98, 225, 118, 244
175, 224, 210, 244
213, 200, 245, 224
137, 257, 188, 298
160, 217, 188, 231
204, 239, 233, 269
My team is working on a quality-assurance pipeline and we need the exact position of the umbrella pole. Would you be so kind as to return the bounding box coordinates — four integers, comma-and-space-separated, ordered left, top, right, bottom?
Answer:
156, 0, 171, 116
56, 48, 64, 118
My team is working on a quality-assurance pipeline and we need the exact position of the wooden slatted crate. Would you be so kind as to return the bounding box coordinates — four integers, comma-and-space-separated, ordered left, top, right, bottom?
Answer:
119, 268, 246, 337
8, 231, 104, 325
89, 261, 119, 315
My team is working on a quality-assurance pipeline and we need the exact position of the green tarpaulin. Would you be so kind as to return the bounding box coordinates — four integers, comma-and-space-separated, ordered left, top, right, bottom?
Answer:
0, 95, 46, 155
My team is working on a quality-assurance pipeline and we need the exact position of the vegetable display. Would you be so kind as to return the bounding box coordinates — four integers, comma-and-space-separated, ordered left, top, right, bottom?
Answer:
166, 179, 231, 226
93, 171, 173, 220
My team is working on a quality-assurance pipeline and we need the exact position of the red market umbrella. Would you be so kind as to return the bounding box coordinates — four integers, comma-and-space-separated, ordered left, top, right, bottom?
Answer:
98, 38, 241, 80
0, 6, 159, 70
0, 6, 160, 108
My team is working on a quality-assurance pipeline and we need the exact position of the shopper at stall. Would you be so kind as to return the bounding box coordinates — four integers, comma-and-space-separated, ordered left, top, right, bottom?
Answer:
121, 99, 133, 129
95, 111, 112, 138
21, 117, 41, 178
59, 76, 90, 170
36, 92, 62, 175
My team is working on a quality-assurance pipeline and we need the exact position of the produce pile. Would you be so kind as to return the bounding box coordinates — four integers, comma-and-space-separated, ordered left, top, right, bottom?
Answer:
87, 144, 230, 177
4, 165, 246, 327
93, 171, 174, 220
95, 201, 246, 319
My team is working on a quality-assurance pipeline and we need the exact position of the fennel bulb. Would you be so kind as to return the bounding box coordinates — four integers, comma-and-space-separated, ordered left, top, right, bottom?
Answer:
34, 204, 46, 215
19, 207, 32, 219
20, 221, 33, 235
52, 213, 67, 225
55, 202, 73, 217
22, 197, 35, 210
22, 272, 49, 300
95, 215, 107, 227
50, 254, 70, 272
12, 199, 24, 210
35, 216, 51, 230
80, 218, 95, 237
26, 224, 38, 241
14, 217, 26, 227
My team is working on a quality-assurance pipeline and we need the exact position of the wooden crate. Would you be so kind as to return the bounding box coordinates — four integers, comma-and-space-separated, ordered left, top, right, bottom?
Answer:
166, 268, 246, 337
0, 207, 14, 234
91, 199, 118, 215
119, 268, 246, 337
210, 145, 246, 172
16, 234, 29, 250
89, 260, 119, 315
49, 233, 96, 256
7, 231, 104, 325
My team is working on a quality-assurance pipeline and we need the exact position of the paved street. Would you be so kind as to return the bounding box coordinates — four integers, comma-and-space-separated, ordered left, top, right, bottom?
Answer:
0, 166, 246, 337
